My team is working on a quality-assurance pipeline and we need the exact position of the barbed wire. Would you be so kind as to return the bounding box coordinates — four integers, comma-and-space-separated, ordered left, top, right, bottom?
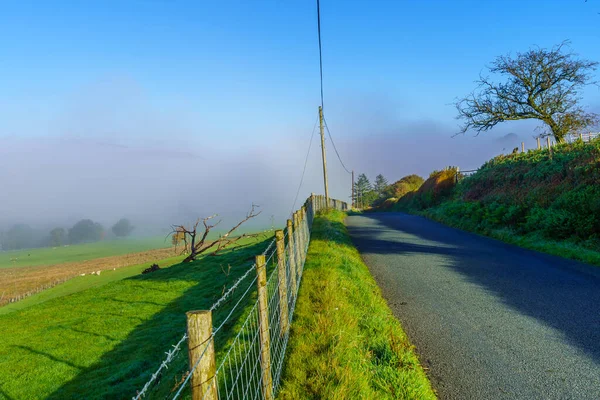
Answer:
212, 274, 258, 336
171, 333, 216, 400
210, 263, 256, 312
133, 233, 282, 398
132, 333, 189, 400
261, 238, 277, 257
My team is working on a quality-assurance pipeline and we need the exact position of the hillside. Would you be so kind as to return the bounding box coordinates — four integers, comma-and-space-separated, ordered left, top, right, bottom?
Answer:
388, 137, 600, 265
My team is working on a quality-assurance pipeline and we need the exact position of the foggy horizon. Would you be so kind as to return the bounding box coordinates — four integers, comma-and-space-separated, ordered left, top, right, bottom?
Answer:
1, 1, 599, 235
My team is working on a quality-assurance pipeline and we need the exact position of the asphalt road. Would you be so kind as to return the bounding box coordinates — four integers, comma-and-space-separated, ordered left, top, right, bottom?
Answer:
346, 212, 600, 400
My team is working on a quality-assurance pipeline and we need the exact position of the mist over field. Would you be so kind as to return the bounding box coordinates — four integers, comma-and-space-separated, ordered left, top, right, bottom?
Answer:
1, 110, 548, 234
1, 75, 597, 238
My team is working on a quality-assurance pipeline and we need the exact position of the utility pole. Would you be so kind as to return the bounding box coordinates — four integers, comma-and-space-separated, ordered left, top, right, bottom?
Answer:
351, 170, 355, 209
319, 106, 330, 208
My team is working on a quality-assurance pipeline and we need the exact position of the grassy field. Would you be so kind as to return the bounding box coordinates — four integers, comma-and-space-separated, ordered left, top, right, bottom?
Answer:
278, 210, 436, 399
0, 246, 185, 306
0, 234, 272, 400
0, 236, 170, 269
0, 254, 185, 315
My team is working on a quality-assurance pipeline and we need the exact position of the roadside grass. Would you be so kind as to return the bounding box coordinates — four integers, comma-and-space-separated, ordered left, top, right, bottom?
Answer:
278, 210, 436, 399
381, 138, 600, 268
0, 236, 170, 269
0, 234, 272, 400
424, 208, 600, 267
0, 254, 184, 315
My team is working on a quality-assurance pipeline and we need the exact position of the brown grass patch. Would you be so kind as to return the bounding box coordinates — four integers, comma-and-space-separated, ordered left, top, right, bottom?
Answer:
0, 247, 181, 306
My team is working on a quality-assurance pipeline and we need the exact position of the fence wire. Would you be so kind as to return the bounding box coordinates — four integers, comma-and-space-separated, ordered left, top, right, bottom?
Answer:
133, 196, 346, 400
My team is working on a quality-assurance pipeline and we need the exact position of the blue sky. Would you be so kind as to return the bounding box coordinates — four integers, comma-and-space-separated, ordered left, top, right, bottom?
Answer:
2, 0, 599, 137
1, 0, 599, 225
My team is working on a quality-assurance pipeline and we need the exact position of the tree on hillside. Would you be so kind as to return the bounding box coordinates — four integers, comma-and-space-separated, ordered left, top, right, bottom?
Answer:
112, 218, 134, 237
374, 174, 389, 198
456, 42, 598, 142
384, 175, 425, 199
49, 227, 66, 247
68, 219, 104, 244
172, 204, 262, 263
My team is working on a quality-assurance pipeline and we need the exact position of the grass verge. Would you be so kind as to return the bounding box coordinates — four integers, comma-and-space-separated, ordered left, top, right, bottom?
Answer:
424, 208, 600, 267
278, 210, 436, 399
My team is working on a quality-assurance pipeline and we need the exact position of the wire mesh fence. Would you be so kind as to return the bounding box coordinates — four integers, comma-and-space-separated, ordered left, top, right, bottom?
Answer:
132, 195, 347, 400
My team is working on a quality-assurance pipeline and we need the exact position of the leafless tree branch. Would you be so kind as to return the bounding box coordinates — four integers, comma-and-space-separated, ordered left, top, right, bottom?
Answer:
455, 42, 599, 142
170, 204, 262, 263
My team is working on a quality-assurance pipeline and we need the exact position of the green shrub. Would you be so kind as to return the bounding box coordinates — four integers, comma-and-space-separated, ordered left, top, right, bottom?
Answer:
387, 137, 600, 253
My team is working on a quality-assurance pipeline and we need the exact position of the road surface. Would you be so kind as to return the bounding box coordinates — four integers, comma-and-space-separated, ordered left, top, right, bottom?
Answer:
346, 212, 600, 400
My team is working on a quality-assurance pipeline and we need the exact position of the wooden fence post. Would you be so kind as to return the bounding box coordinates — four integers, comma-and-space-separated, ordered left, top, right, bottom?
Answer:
521, 142, 525, 153
298, 208, 304, 258
547, 137, 553, 160
275, 230, 289, 336
579, 133, 583, 141
293, 212, 301, 276
186, 310, 217, 400
286, 219, 297, 295
537, 137, 541, 150
255, 255, 274, 400
300, 207, 308, 265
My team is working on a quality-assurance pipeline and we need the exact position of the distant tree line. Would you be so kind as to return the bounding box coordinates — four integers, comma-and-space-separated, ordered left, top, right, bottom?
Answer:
353, 173, 424, 208
0, 218, 135, 251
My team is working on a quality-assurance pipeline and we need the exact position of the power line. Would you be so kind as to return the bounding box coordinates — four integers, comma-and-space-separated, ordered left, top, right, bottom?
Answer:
316, 0, 324, 109
316, 1, 352, 176
290, 117, 319, 216
323, 116, 352, 174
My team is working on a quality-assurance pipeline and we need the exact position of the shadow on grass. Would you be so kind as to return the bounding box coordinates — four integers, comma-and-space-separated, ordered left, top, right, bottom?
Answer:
0, 387, 16, 400
14, 345, 85, 371
346, 212, 600, 366
45, 238, 270, 400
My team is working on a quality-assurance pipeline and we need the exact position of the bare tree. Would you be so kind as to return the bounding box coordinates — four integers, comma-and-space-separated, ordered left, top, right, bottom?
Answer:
171, 204, 262, 263
456, 42, 598, 142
